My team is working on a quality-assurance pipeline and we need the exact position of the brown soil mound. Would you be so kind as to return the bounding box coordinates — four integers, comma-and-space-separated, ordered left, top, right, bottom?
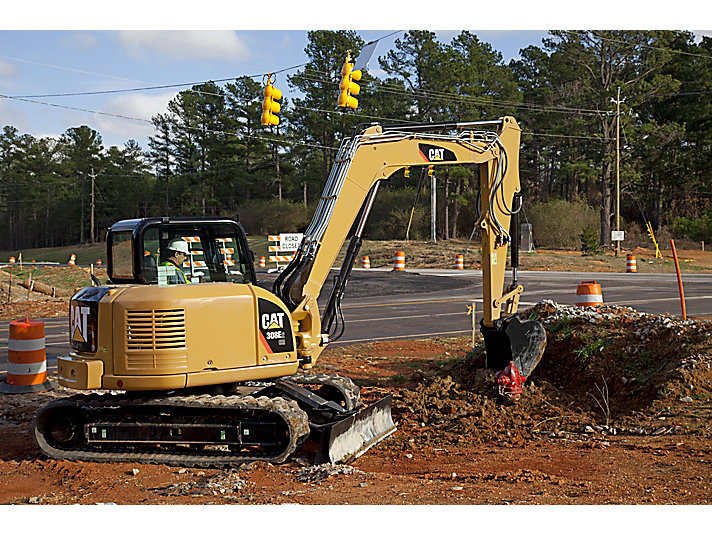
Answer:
385, 301, 712, 452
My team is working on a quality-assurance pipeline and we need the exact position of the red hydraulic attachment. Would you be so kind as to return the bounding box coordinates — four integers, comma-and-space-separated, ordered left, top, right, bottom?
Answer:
495, 361, 526, 403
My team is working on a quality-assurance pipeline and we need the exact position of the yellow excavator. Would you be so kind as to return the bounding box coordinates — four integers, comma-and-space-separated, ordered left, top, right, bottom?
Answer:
34, 117, 546, 466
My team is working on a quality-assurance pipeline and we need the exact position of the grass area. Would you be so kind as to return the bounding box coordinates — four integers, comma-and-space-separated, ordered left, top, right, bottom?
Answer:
1, 243, 105, 265
3, 237, 711, 273
0, 264, 98, 291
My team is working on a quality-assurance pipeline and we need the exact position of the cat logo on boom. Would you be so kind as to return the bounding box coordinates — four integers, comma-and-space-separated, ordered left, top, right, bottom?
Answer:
418, 143, 456, 162
429, 148, 444, 161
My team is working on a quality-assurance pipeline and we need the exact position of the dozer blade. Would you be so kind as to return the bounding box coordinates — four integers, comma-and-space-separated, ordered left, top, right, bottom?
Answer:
311, 395, 396, 464
481, 315, 547, 377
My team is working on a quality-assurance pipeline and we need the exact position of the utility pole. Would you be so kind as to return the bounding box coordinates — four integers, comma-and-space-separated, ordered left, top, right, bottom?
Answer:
615, 86, 621, 257
90, 168, 96, 245
80, 173, 85, 244
429, 166, 436, 242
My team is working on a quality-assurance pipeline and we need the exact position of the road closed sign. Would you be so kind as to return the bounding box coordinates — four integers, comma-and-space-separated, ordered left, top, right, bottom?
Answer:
611, 231, 625, 241
279, 233, 303, 252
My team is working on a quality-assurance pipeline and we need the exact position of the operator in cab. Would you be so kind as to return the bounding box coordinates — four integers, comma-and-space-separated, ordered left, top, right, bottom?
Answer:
163, 238, 192, 284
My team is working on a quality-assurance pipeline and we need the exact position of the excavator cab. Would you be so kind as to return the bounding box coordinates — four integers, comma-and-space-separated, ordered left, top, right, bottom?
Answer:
106, 217, 256, 286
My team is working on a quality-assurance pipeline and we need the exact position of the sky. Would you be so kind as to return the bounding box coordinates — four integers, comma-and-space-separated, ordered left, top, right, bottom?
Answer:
1, 1, 711, 150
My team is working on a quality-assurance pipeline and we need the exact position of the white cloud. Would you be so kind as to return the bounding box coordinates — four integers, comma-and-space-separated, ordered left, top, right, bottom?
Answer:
61, 32, 99, 50
93, 91, 178, 143
0, 98, 28, 129
694, 31, 712, 43
116, 31, 251, 62
0, 59, 19, 86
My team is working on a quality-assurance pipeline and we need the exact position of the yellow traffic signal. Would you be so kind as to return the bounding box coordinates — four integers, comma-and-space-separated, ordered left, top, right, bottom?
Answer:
404, 166, 410, 178
338, 50, 362, 110
261, 75, 282, 126
427, 165, 434, 177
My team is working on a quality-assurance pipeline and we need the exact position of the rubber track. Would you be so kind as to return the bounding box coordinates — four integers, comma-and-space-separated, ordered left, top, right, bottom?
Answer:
34, 393, 310, 467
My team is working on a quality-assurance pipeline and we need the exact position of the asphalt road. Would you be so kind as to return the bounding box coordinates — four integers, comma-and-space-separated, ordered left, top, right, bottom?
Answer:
1, 269, 710, 376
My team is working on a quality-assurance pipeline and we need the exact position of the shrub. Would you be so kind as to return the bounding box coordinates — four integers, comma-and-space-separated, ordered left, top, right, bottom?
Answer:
364, 187, 430, 240
237, 199, 312, 235
528, 199, 600, 250
580, 225, 600, 255
673, 213, 712, 243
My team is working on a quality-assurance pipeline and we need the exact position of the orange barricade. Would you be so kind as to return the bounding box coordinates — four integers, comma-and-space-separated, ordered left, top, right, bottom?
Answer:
576, 281, 604, 307
393, 251, 406, 271
626, 255, 637, 273
0, 318, 55, 393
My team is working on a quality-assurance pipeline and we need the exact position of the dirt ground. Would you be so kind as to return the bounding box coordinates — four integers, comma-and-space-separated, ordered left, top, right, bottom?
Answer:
1, 248, 711, 509
1, 298, 711, 507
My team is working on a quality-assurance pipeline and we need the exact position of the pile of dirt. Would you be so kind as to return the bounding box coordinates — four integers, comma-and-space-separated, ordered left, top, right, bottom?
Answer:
385, 301, 712, 451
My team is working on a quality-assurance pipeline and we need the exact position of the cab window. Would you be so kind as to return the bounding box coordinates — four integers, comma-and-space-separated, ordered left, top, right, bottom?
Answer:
139, 224, 252, 285
111, 231, 133, 279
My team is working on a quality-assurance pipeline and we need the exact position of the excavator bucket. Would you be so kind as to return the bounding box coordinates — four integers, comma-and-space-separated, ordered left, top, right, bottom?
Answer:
481, 315, 547, 378
311, 395, 396, 464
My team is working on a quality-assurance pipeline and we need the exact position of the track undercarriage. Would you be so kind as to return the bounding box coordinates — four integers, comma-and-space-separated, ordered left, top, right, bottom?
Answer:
33, 374, 395, 467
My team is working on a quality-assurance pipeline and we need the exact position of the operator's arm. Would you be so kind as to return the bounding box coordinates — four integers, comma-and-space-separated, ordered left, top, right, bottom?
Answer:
279, 118, 522, 366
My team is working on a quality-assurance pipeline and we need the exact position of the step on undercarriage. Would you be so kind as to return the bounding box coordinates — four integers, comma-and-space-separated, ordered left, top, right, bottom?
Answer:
33, 374, 395, 467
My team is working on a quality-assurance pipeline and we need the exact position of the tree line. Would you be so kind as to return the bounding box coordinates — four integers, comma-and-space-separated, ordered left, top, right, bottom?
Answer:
1, 30, 711, 251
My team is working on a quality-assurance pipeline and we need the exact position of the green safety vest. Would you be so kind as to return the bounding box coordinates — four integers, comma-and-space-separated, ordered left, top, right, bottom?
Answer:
162, 261, 191, 284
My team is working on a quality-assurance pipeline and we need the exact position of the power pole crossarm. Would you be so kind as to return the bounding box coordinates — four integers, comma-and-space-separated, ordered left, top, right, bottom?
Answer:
615, 87, 621, 257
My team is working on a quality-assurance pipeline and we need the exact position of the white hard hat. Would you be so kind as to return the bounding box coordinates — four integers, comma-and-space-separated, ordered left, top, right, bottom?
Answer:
168, 238, 189, 254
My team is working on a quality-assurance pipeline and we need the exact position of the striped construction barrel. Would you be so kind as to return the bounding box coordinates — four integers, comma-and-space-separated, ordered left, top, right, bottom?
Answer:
455, 254, 464, 269
259, 256, 266, 268
0, 318, 54, 393
9, 256, 15, 263
393, 251, 406, 271
362, 256, 370, 269
576, 281, 604, 307
626, 255, 637, 273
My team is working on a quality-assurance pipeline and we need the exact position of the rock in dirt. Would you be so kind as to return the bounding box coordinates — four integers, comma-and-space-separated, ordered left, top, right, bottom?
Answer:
152, 469, 248, 497
294, 464, 365, 483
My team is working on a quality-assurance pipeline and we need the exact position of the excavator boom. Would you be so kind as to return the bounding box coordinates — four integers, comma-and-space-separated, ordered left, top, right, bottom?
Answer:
274, 117, 546, 377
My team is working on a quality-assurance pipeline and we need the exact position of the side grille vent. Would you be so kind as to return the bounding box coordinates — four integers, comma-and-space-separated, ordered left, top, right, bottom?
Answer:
126, 309, 186, 351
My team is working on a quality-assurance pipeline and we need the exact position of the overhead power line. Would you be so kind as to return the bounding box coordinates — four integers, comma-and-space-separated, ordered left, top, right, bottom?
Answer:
584, 31, 712, 61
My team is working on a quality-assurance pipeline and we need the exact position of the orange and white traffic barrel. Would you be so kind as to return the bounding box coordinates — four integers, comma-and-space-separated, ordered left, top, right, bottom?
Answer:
626, 255, 637, 273
362, 256, 370, 269
455, 254, 464, 269
0, 318, 55, 393
259, 256, 266, 268
393, 250, 406, 271
9, 256, 15, 263
96, 259, 102, 266
576, 281, 604, 307
68, 253, 76, 266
